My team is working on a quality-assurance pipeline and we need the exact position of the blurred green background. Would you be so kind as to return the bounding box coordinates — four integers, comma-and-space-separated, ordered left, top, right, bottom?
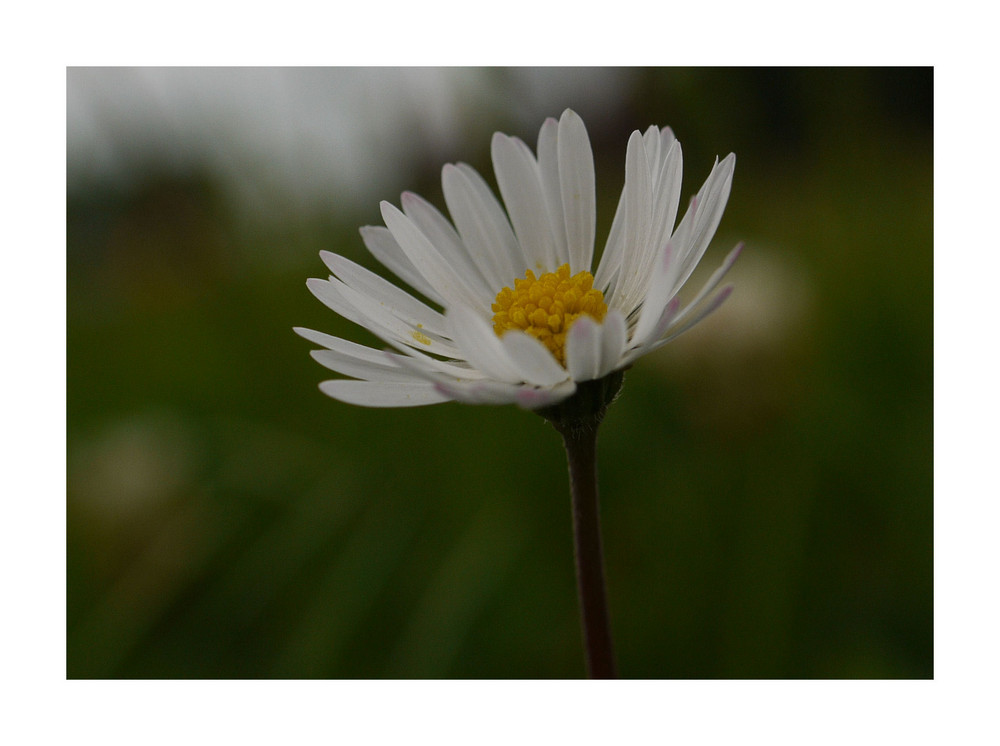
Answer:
67, 67, 932, 679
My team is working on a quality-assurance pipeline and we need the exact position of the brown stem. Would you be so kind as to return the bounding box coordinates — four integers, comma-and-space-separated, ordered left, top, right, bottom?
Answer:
557, 423, 618, 679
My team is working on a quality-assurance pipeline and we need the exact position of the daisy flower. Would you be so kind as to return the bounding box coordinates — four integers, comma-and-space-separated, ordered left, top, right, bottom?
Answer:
296, 109, 741, 417
297, 108, 742, 678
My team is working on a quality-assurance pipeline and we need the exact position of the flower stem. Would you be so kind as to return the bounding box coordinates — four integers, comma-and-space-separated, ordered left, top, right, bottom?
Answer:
557, 423, 618, 679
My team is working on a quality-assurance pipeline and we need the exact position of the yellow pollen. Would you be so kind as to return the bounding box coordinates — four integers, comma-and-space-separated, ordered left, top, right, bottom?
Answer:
411, 327, 431, 345
491, 263, 607, 366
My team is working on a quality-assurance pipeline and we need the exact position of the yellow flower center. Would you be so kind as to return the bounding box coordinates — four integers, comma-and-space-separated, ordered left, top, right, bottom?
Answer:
491, 263, 608, 366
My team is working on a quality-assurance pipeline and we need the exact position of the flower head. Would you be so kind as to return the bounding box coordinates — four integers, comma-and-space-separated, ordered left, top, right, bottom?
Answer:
296, 109, 741, 410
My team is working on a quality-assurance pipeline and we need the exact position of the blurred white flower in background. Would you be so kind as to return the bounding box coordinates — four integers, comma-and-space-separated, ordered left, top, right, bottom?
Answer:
651, 245, 815, 433
68, 410, 202, 523
662, 245, 813, 361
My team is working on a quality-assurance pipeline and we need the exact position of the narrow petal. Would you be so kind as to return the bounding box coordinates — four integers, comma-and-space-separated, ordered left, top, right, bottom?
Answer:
536, 117, 568, 263
557, 109, 596, 273
595, 129, 680, 299
431, 377, 576, 409
387, 333, 555, 389
593, 186, 627, 293
500, 330, 571, 387
648, 139, 683, 262
310, 346, 423, 384
318, 380, 452, 408
299, 327, 432, 384
670, 242, 744, 326
597, 310, 628, 377
653, 285, 734, 349
447, 305, 525, 383
492, 132, 558, 274
380, 201, 485, 311
631, 241, 684, 348
307, 276, 461, 358
657, 126, 677, 156
668, 153, 736, 296
400, 191, 495, 300
442, 163, 524, 290
385, 349, 488, 382
514, 379, 577, 409
432, 378, 525, 406
294, 326, 348, 349
320, 250, 450, 337
335, 278, 462, 356
299, 327, 470, 381
597, 130, 652, 309
360, 225, 445, 306
641, 124, 663, 167
621, 297, 680, 366
306, 278, 369, 331
565, 315, 602, 382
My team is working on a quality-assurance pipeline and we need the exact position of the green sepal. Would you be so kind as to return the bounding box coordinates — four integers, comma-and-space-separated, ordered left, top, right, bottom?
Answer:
536, 369, 626, 435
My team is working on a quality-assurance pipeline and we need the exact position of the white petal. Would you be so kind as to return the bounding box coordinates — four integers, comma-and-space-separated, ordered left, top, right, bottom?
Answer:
387, 332, 554, 389
648, 139, 683, 262
595, 131, 679, 299
335, 278, 462, 356
431, 377, 576, 409
299, 325, 465, 379
641, 124, 662, 165
565, 315, 602, 382
299, 329, 406, 365
597, 310, 628, 377
658, 126, 677, 156
671, 242, 744, 326
294, 326, 348, 349
653, 285, 734, 349
447, 305, 525, 383
310, 346, 422, 384
514, 379, 577, 409
383, 350, 485, 383
442, 163, 524, 290
492, 133, 557, 274
320, 251, 450, 337
500, 330, 570, 387
593, 186, 627, 293
299, 327, 467, 382
306, 278, 370, 331
621, 297, 680, 366
359, 225, 445, 306
318, 380, 451, 408
380, 201, 485, 311
307, 277, 460, 358
598, 130, 652, 310
536, 116, 568, 264
400, 191, 494, 300
431, 378, 525, 406
632, 241, 685, 347
384, 349, 488, 382
668, 153, 736, 296
556, 109, 596, 273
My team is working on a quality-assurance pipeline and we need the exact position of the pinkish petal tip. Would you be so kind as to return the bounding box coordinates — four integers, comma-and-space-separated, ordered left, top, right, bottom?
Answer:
516, 388, 547, 407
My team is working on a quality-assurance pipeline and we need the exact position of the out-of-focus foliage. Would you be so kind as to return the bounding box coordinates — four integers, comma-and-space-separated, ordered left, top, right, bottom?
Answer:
67, 67, 932, 678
